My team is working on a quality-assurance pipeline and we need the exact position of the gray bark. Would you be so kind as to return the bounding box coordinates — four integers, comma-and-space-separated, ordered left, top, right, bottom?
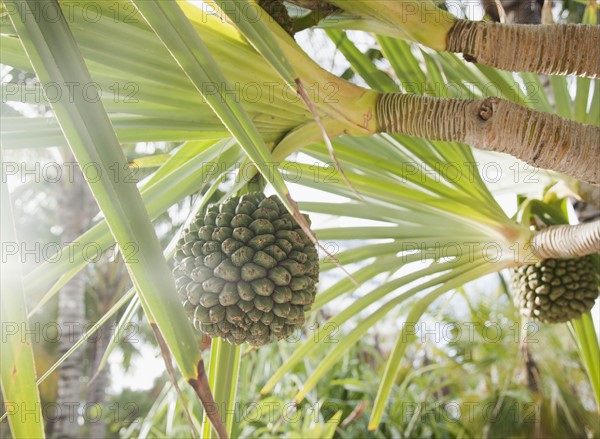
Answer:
85, 317, 114, 439
51, 155, 96, 439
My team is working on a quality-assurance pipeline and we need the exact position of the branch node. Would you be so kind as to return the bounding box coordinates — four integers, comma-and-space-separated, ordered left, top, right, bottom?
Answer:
478, 98, 497, 121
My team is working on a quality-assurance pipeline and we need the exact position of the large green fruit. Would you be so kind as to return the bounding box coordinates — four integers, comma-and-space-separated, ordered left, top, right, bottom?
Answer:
173, 193, 319, 346
511, 256, 599, 323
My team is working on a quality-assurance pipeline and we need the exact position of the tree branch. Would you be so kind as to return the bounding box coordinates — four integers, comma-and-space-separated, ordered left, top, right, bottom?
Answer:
376, 93, 600, 184
531, 220, 600, 259
446, 20, 600, 78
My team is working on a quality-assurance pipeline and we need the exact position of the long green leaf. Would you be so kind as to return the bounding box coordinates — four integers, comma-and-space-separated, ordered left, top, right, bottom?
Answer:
571, 311, 600, 410
202, 340, 242, 439
322, 410, 343, 438
550, 75, 573, 119
0, 154, 45, 439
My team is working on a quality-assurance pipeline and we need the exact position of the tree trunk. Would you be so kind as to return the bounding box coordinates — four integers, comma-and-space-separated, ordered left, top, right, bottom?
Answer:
446, 20, 599, 78
51, 156, 96, 439
85, 317, 114, 439
83, 258, 129, 438
285, 0, 337, 14
482, 0, 544, 24
375, 93, 600, 184
259, 0, 294, 35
